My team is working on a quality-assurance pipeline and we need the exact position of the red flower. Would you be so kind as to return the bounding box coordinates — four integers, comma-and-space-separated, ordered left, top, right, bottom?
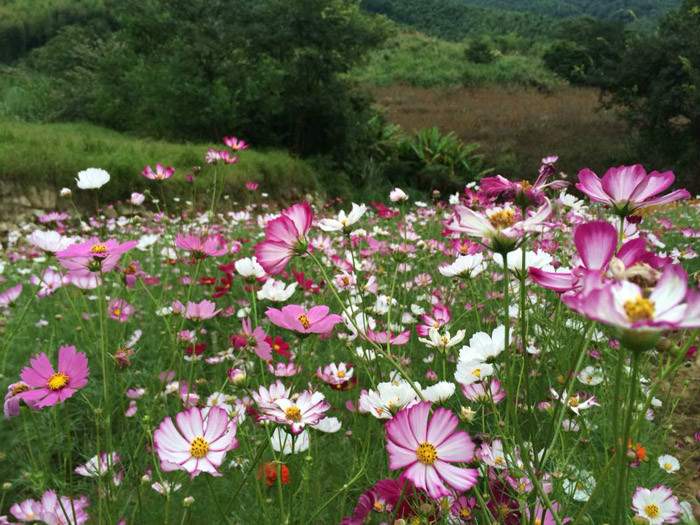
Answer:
265, 336, 291, 357
257, 462, 290, 486
213, 273, 234, 299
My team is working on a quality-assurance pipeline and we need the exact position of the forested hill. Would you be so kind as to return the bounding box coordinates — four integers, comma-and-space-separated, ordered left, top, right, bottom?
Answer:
360, 0, 551, 41
456, 0, 682, 26
360, 0, 682, 39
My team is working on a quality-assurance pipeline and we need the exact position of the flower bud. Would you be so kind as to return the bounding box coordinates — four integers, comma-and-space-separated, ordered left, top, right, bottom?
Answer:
60, 187, 72, 197
460, 406, 476, 423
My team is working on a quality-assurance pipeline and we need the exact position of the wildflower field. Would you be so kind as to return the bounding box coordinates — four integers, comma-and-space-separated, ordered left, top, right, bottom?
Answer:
1, 147, 699, 525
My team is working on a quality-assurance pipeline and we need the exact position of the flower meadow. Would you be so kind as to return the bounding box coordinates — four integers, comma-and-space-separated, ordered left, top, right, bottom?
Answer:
0, 146, 699, 525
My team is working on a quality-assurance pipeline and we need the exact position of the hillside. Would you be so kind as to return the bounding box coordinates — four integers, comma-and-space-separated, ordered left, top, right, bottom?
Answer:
360, 0, 551, 41
456, 0, 682, 28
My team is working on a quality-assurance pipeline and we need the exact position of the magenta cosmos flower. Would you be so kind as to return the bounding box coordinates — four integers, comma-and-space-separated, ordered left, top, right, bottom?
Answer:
530, 221, 665, 293
223, 136, 249, 151
153, 406, 238, 478
385, 401, 478, 499
56, 238, 137, 274
563, 265, 700, 349
174, 233, 227, 258
266, 304, 343, 335
108, 298, 135, 322
576, 164, 690, 215
254, 202, 313, 275
481, 158, 567, 206
260, 390, 330, 434
19, 346, 89, 407
141, 163, 174, 180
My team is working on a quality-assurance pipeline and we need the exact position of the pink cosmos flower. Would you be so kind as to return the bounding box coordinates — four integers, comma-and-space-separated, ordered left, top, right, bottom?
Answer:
481, 159, 567, 206
108, 298, 135, 322
56, 238, 137, 274
461, 379, 506, 404
11, 491, 90, 525
174, 233, 227, 258
261, 390, 330, 434
141, 163, 174, 181
223, 136, 249, 151
317, 362, 353, 385
205, 149, 237, 165
181, 300, 221, 321
4, 381, 39, 419
446, 199, 552, 253
153, 406, 238, 478
268, 361, 301, 377
232, 317, 272, 360
19, 346, 89, 407
563, 264, 700, 333
0, 284, 22, 307
385, 402, 478, 499
252, 380, 292, 411
246, 181, 259, 191
266, 304, 343, 335
75, 452, 121, 477
576, 164, 690, 215
255, 202, 313, 275
416, 304, 451, 337
367, 329, 411, 346
30, 269, 69, 298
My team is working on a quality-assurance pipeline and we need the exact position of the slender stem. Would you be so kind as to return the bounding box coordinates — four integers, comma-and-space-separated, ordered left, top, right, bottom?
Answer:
614, 350, 641, 524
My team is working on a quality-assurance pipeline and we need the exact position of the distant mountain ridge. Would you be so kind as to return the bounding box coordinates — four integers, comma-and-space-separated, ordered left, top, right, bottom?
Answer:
456, 0, 682, 23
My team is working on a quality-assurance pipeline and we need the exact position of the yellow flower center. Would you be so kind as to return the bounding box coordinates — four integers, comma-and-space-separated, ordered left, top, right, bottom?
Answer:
91, 244, 107, 254
285, 406, 302, 422
520, 180, 533, 191
440, 336, 449, 344
460, 508, 472, 518
373, 502, 385, 511
535, 520, 541, 525
645, 503, 660, 519
298, 314, 311, 329
337, 370, 345, 378
11, 383, 29, 396
46, 372, 69, 391
473, 368, 481, 378
488, 210, 516, 230
113, 309, 121, 317
189, 436, 209, 458
664, 462, 672, 470
568, 397, 580, 408
494, 457, 504, 465
416, 442, 438, 465
623, 296, 655, 322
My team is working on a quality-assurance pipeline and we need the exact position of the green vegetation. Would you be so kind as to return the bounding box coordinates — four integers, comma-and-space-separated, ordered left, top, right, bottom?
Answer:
361, 0, 550, 41
352, 32, 560, 90
0, 118, 321, 204
457, 0, 682, 30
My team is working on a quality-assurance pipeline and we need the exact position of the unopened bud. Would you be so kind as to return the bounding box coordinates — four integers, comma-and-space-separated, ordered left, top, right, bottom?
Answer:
60, 188, 72, 197
228, 368, 246, 385
2, 482, 11, 490
182, 496, 195, 507
656, 337, 671, 352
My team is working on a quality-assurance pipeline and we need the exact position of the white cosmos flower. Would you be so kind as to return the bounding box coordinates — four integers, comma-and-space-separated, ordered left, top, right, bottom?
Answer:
563, 470, 595, 502
137, 234, 160, 251
632, 485, 681, 525
657, 455, 680, 474
270, 428, 310, 455
577, 366, 604, 386
358, 381, 419, 419
318, 203, 367, 232
418, 327, 466, 353
235, 257, 266, 279
28, 230, 73, 253
76, 168, 110, 189
257, 279, 297, 301
312, 416, 342, 433
492, 248, 554, 278
421, 381, 455, 403
457, 325, 511, 365
438, 253, 486, 278
454, 361, 494, 386
389, 188, 408, 202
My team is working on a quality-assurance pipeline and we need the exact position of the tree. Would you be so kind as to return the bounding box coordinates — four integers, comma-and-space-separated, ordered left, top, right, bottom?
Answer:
604, 0, 700, 188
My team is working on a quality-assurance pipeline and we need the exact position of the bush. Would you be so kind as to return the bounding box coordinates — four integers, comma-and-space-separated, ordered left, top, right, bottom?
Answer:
465, 38, 495, 64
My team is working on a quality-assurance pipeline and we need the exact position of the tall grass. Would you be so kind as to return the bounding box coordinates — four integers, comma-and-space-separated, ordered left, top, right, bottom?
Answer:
0, 118, 321, 205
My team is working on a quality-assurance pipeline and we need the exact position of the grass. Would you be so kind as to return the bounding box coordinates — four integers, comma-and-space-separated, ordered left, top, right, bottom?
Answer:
0, 118, 321, 206
352, 31, 562, 90
370, 84, 632, 179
